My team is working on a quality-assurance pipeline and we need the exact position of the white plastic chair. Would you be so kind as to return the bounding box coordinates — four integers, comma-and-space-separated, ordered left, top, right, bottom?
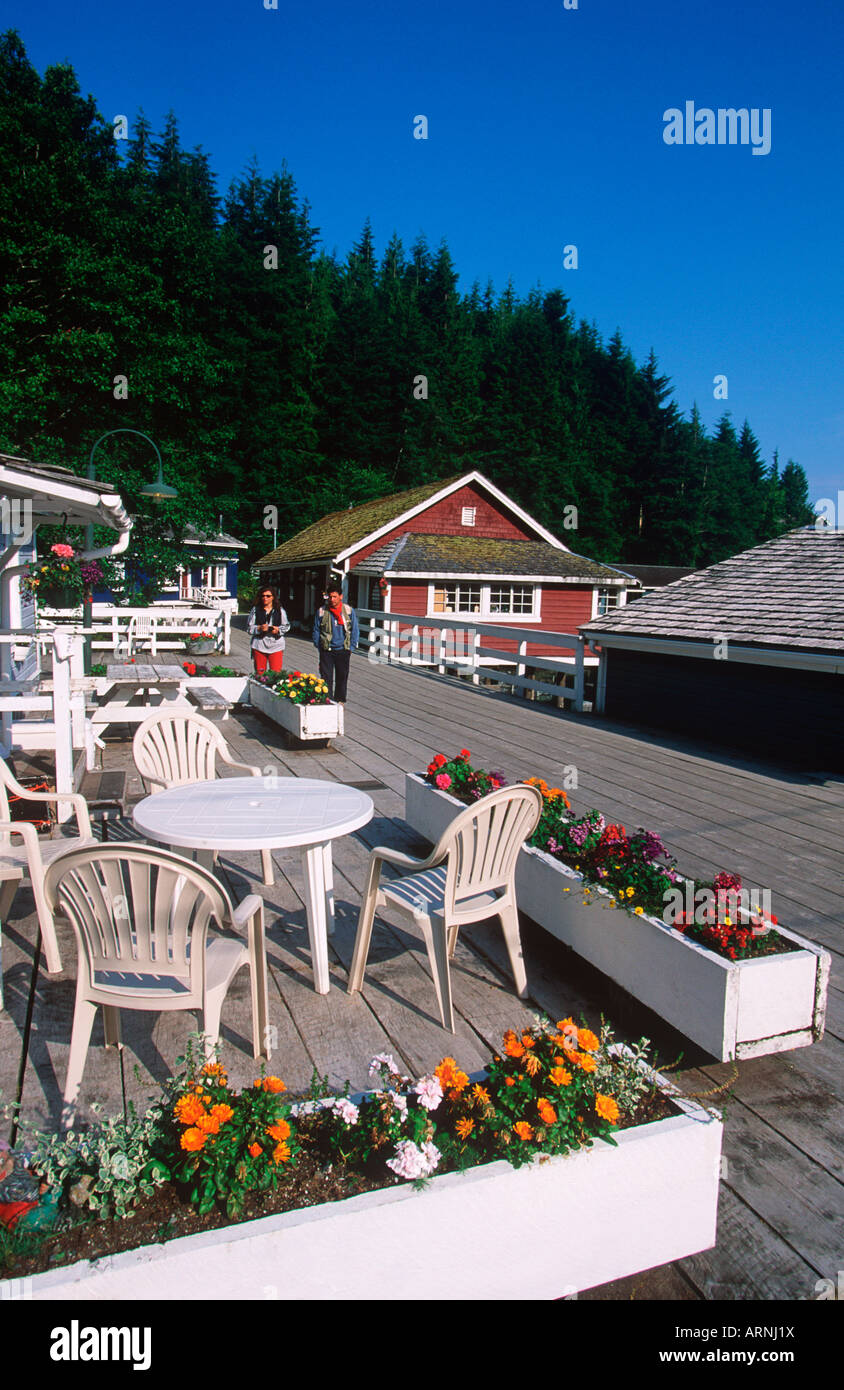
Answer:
348, 783, 543, 1031
117, 613, 156, 659
44, 842, 271, 1126
0, 759, 96, 1002
133, 710, 275, 885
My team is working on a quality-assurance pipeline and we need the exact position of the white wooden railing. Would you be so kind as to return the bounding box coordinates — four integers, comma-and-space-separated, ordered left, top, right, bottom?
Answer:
36, 604, 230, 655
0, 628, 83, 820
357, 609, 600, 712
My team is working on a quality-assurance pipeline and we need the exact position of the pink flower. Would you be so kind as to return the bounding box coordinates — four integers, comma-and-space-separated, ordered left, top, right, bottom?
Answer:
51, 543, 74, 559
435, 773, 452, 789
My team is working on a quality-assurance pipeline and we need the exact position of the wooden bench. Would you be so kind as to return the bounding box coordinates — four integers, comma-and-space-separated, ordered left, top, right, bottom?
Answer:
186, 686, 233, 719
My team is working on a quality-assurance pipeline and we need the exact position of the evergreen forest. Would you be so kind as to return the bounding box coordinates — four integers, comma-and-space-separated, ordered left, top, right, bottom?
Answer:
0, 32, 815, 573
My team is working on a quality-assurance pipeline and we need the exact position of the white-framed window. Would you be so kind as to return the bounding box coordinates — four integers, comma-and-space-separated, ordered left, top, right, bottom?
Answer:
432, 583, 482, 615
596, 587, 620, 616
488, 584, 536, 617
461, 506, 477, 527
204, 565, 227, 591
428, 582, 540, 620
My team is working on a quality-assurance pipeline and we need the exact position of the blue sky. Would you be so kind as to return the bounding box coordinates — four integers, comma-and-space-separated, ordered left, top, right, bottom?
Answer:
12, 0, 844, 505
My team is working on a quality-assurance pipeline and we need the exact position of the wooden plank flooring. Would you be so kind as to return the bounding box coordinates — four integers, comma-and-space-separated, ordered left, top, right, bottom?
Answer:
1, 620, 841, 1301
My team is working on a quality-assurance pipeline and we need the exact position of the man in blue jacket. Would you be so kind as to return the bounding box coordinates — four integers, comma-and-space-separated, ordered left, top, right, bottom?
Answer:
312, 584, 359, 703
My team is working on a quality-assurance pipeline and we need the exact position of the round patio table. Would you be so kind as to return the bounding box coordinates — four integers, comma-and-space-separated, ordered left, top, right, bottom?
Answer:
133, 777, 374, 994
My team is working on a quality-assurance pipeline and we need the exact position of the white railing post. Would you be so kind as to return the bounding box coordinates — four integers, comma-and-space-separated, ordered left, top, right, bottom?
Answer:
472, 629, 481, 685
573, 636, 586, 712
223, 609, 231, 655
518, 638, 528, 698
438, 626, 446, 675
594, 643, 607, 714
51, 628, 75, 822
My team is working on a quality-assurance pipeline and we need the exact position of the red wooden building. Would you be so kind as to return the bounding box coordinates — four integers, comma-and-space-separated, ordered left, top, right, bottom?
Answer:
256, 472, 632, 660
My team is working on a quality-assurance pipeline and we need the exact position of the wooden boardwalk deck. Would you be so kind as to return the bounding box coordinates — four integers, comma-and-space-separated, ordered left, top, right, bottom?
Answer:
1, 620, 841, 1300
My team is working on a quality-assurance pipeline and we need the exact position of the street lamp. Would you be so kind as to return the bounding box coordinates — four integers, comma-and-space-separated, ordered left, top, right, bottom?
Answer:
84, 429, 177, 671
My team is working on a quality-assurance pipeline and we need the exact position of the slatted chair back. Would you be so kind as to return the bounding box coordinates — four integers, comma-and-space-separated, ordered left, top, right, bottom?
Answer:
0, 758, 20, 841
432, 784, 543, 923
43, 843, 232, 1007
133, 710, 226, 792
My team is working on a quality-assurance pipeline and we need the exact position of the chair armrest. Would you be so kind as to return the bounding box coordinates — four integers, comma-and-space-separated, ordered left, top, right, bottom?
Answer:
217, 747, 262, 778
370, 844, 445, 874
231, 894, 264, 934
0, 818, 43, 859
23, 789, 93, 837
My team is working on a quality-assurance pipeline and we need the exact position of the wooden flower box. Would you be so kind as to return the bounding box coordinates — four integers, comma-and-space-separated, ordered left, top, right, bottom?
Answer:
405, 773, 830, 1063
249, 678, 344, 742
20, 1065, 721, 1301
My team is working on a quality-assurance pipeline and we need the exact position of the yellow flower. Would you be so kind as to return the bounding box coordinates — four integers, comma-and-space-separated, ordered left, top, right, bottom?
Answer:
634, 906, 644, 915
626, 887, 635, 898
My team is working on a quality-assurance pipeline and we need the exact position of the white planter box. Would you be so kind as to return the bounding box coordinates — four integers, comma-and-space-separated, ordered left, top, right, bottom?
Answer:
405, 774, 830, 1063
249, 678, 344, 742
22, 1070, 721, 1301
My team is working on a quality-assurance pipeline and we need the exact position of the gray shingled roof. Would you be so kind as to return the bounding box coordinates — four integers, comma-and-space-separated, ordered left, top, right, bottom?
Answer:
354, 534, 627, 583
582, 527, 844, 655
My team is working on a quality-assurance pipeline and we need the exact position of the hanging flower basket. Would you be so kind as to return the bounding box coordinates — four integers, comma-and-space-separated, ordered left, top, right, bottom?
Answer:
37, 585, 80, 610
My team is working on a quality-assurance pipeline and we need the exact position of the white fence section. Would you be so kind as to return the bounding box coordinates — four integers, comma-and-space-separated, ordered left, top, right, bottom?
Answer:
358, 609, 600, 712
0, 628, 85, 820
36, 604, 230, 656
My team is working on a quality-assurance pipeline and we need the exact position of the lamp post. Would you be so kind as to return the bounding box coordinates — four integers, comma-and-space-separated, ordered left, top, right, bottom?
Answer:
84, 429, 177, 672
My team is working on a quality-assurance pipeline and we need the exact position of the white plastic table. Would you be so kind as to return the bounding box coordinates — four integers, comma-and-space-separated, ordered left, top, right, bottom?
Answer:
132, 777, 374, 994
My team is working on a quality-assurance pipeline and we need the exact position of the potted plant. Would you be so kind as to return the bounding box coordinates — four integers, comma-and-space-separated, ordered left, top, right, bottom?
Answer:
3, 1020, 722, 1300
248, 668, 343, 742
184, 630, 219, 656
405, 753, 830, 1063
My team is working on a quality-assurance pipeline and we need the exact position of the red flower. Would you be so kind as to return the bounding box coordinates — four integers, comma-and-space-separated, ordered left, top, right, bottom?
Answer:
459, 748, 471, 760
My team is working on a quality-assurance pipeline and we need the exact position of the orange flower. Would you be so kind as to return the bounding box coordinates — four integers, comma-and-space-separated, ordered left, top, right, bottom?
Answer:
266, 1120, 291, 1142
524, 1052, 541, 1077
248, 1142, 264, 1158
513, 1121, 534, 1141
595, 1094, 620, 1124
520, 1032, 536, 1049
455, 1118, 475, 1139
549, 1066, 573, 1087
435, 1057, 469, 1093
201, 1062, 228, 1082
577, 1052, 597, 1074
180, 1127, 206, 1152
537, 1098, 557, 1125
471, 1084, 491, 1107
502, 1030, 525, 1059
196, 1112, 221, 1135
255, 1076, 287, 1094
210, 1103, 233, 1124
505, 1077, 516, 1087
577, 1028, 600, 1052
174, 1094, 206, 1126
272, 1141, 292, 1165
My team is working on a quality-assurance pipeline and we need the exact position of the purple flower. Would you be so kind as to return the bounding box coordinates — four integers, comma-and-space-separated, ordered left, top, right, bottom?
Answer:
569, 822, 590, 847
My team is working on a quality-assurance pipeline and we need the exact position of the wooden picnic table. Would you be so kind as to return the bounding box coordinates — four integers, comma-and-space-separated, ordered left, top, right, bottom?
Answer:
91, 663, 193, 733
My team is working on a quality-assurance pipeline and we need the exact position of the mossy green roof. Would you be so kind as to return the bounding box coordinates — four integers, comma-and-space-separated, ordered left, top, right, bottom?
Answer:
255, 476, 465, 568
381, 534, 626, 582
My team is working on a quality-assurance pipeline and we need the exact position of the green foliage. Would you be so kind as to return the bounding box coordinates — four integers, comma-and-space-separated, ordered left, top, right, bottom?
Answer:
23, 1100, 168, 1220
0, 30, 813, 580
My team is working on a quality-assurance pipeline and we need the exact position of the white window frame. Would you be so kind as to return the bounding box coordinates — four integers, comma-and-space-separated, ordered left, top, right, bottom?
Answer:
593, 586, 624, 618
426, 582, 541, 622
204, 564, 228, 591
461, 506, 477, 527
